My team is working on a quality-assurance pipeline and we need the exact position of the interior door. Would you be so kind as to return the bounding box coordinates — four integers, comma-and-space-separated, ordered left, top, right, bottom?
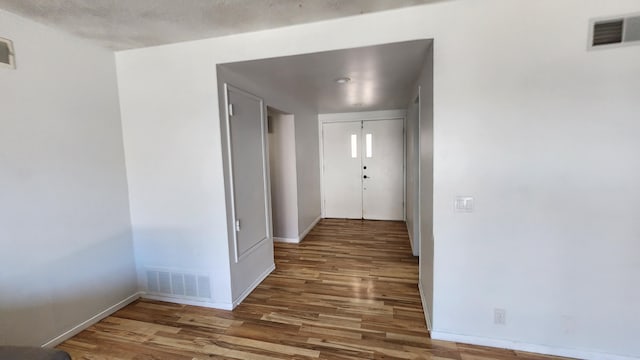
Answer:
362, 119, 404, 220
322, 121, 363, 219
225, 84, 271, 261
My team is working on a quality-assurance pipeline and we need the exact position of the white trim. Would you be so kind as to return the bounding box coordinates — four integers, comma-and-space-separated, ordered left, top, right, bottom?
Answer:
299, 215, 321, 242
417, 282, 432, 331
274, 237, 300, 243
407, 222, 418, 257
430, 331, 638, 360
41, 292, 142, 348
416, 86, 422, 256
273, 216, 320, 243
141, 293, 234, 310
236, 236, 271, 262
402, 115, 407, 222
223, 83, 238, 261
319, 109, 407, 123
318, 116, 326, 217
232, 263, 275, 308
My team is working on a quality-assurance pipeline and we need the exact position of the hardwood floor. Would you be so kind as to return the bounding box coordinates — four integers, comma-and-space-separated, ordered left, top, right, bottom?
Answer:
58, 219, 569, 360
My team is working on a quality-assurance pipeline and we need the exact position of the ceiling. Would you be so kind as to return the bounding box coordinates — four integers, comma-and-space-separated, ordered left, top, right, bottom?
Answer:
0, 0, 439, 50
221, 40, 432, 113
0, 1, 435, 113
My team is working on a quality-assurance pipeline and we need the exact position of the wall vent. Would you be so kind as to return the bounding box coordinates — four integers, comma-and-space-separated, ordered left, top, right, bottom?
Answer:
0, 37, 15, 69
591, 14, 640, 48
146, 269, 212, 299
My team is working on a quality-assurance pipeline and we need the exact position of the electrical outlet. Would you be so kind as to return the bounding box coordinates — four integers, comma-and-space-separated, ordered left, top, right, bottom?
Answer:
494, 308, 506, 325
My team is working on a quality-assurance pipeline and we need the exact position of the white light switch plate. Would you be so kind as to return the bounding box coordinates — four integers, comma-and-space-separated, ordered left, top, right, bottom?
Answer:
455, 196, 474, 212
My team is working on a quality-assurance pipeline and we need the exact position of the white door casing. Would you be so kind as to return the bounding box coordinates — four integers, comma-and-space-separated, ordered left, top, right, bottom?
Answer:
224, 84, 271, 262
322, 118, 404, 220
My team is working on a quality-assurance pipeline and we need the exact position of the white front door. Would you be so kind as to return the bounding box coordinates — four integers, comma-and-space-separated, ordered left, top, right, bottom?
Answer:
322, 118, 404, 220
362, 119, 404, 220
322, 121, 363, 219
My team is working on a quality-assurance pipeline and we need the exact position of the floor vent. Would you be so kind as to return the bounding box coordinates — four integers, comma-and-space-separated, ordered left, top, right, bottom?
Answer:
146, 269, 211, 299
591, 14, 640, 48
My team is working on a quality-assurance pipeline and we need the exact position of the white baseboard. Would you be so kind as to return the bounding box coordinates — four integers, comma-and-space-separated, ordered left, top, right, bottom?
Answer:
273, 216, 321, 244
274, 237, 299, 243
41, 291, 142, 348
232, 263, 276, 309
406, 222, 419, 256
417, 282, 432, 331
430, 331, 637, 360
299, 215, 321, 242
407, 223, 414, 252
141, 293, 233, 310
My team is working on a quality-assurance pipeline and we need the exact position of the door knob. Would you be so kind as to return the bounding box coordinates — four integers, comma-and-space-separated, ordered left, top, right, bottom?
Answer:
363, 175, 369, 179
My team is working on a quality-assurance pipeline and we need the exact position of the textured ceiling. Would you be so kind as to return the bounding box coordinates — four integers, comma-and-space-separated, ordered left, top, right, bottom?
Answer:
0, 0, 438, 50
221, 40, 432, 113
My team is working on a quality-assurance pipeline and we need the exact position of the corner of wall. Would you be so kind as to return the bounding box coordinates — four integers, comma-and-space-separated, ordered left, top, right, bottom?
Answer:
299, 215, 322, 242
41, 292, 142, 348
418, 282, 432, 331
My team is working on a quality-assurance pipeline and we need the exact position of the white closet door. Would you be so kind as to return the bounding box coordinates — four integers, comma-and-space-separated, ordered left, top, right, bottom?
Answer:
362, 119, 404, 220
225, 85, 270, 261
322, 121, 363, 219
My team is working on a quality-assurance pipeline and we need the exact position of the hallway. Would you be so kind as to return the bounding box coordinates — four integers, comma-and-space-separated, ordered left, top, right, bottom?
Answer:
58, 220, 567, 359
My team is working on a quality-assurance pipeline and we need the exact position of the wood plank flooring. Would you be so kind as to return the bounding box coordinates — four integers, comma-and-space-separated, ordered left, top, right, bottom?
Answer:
58, 219, 570, 360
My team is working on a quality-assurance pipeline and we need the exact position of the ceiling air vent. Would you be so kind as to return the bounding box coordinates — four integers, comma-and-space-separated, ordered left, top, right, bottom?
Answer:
591, 14, 640, 49
0, 37, 15, 69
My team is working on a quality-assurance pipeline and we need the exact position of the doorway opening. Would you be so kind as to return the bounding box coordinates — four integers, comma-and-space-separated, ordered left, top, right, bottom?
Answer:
321, 116, 404, 220
267, 106, 299, 243
216, 40, 434, 325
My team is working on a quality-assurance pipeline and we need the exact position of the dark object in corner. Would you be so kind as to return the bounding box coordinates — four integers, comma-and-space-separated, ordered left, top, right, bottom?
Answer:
0, 346, 71, 360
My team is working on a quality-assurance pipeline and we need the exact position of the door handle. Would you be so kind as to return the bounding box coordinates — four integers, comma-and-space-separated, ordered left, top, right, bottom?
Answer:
363, 175, 369, 179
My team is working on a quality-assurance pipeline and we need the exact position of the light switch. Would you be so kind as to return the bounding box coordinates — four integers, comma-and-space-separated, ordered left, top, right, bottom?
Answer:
455, 196, 474, 212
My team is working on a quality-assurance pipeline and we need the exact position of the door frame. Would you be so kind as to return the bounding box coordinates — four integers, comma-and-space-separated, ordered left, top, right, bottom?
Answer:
318, 109, 407, 219
223, 83, 273, 263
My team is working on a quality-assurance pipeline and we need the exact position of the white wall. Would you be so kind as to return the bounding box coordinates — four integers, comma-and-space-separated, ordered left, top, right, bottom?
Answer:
115, 1, 640, 358
116, 41, 233, 308
118, 57, 319, 307
268, 111, 300, 240
426, 3, 640, 359
0, 9, 136, 346
293, 108, 322, 236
